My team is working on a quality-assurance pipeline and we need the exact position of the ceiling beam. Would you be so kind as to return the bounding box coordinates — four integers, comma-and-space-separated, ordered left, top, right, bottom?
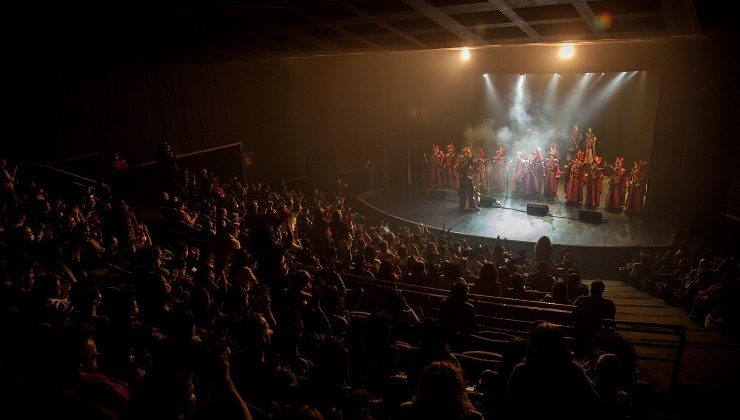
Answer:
487, 0, 543, 41
571, 0, 604, 36
245, 33, 304, 56
262, 20, 342, 53
401, 0, 486, 45
337, 1, 427, 48
293, 9, 384, 50
659, 0, 699, 35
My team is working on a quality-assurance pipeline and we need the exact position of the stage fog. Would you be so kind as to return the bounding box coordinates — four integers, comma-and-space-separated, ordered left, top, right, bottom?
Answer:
411, 70, 661, 185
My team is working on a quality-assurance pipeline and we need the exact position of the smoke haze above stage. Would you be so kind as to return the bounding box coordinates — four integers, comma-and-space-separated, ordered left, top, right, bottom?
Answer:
461, 71, 661, 163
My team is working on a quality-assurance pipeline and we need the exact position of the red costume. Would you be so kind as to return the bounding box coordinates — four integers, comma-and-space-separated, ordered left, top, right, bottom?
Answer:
430, 144, 444, 189
626, 160, 648, 215
585, 156, 605, 207
523, 149, 544, 196
543, 146, 561, 196
565, 151, 586, 204
583, 128, 596, 165
443, 143, 457, 188
605, 157, 627, 212
513, 150, 526, 194
489, 147, 506, 193
568, 122, 581, 160
474, 148, 486, 192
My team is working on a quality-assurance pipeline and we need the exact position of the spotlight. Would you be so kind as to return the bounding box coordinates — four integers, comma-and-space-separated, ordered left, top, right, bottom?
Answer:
483, 73, 488, 79
601, 72, 605, 75
559, 43, 575, 59
461, 47, 471, 61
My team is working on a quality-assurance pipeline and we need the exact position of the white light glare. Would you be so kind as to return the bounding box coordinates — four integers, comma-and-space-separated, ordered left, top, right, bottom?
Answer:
559, 43, 575, 59
461, 47, 471, 61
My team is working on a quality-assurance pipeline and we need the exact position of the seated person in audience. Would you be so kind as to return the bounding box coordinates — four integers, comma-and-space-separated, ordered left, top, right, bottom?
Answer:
528, 261, 554, 292
567, 273, 589, 303
554, 252, 577, 279
474, 262, 502, 297
439, 281, 478, 339
438, 262, 466, 290
347, 255, 375, 279
506, 322, 599, 420
574, 280, 616, 356
376, 259, 399, 283
400, 361, 483, 420
505, 273, 540, 301
541, 279, 570, 304
593, 353, 632, 420
403, 259, 427, 286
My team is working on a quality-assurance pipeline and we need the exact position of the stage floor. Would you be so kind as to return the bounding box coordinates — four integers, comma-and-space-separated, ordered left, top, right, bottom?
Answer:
357, 187, 676, 248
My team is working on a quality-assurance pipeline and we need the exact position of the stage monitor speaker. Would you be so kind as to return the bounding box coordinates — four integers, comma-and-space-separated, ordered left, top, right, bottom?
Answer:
526, 203, 549, 216
429, 189, 446, 200
480, 196, 496, 207
579, 209, 603, 223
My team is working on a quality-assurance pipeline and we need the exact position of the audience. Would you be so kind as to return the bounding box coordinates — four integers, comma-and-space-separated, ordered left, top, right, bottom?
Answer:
574, 280, 617, 355
3, 154, 723, 420
506, 322, 600, 420
619, 248, 738, 330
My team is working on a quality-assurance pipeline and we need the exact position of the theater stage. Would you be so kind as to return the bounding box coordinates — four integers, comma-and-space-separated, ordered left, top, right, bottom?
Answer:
356, 187, 677, 276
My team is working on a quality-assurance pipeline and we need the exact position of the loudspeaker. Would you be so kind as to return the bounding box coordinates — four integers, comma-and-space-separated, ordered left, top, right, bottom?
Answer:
526, 203, 549, 216
579, 209, 603, 223
480, 196, 496, 207
429, 189, 446, 200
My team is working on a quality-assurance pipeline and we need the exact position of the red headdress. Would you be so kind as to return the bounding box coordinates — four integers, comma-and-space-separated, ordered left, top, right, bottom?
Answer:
532, 147, 543, 162
614, 157, 624, 167
462, 146, 472, 156
593, 155, 602, 165
636, 159, 647, 173
477, 148, 486, 158
496, 146, 505, 157
549, 146, 558, 158
446, 143, 455, 153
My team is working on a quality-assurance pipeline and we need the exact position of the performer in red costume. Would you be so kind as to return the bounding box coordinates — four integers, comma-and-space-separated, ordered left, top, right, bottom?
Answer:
605, 157, 627, 212
474, 148, 487, 193
523, 149, 544, 196
565, 151, 586, 204
430, 144, 444, 189
583, 128, 596, 165
626, 160, 648, 215
489, 147, 506, 194
567, 121, 581, 161
443, 143, 457, 188
513, 150, 526, 195
543, 146, 561, 197
455, 146, 472, 192
585, 155, 605, 207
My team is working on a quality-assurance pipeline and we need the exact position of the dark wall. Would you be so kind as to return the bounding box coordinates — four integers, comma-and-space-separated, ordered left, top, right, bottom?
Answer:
8, 37, 738, 238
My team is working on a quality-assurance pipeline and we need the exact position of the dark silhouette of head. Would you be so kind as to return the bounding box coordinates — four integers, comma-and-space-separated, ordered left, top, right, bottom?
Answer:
590, 280, 606, 298
449, 281, 469, 303
526, 322, 572, 371
550, 280, 569, 304
413, 361, 474, 417
479, 262, 498, 283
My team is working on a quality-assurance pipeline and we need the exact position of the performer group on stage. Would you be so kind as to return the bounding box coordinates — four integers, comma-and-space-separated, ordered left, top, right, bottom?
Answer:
429, 124, 649, 214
